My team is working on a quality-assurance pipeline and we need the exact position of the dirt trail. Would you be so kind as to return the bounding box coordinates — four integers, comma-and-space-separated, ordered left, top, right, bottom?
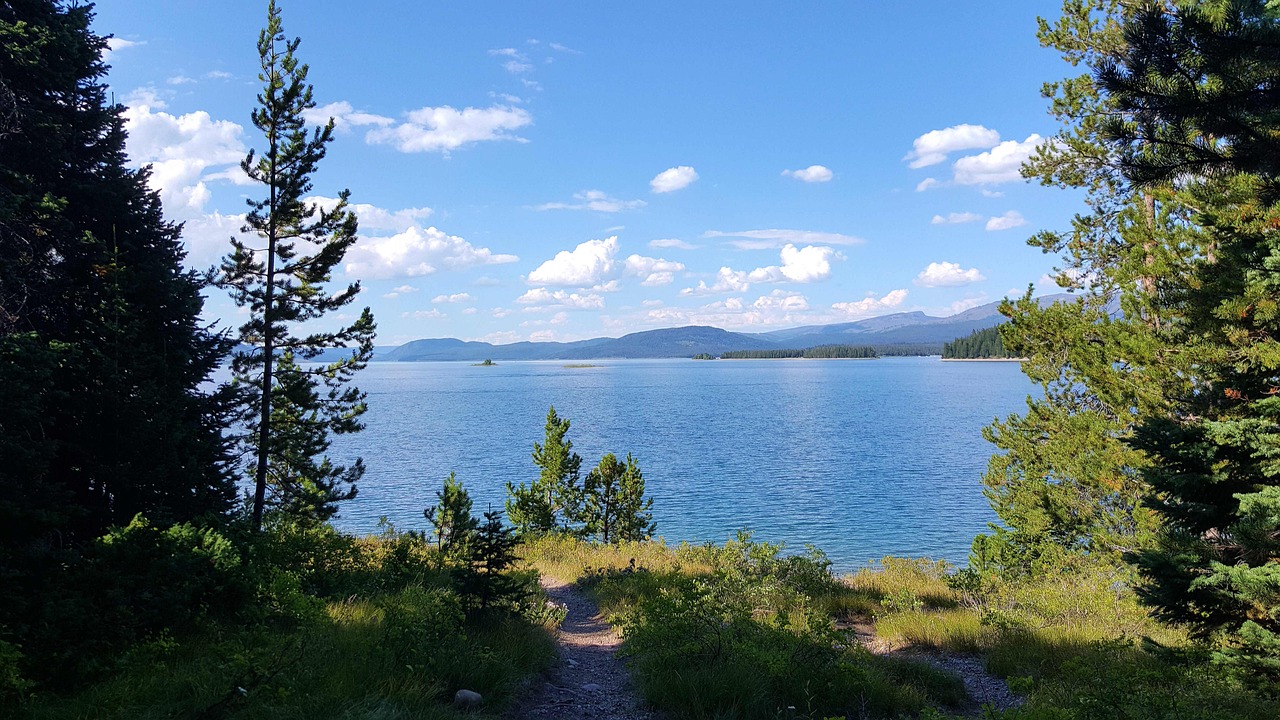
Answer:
849, 621, 1023, 717
505, 578, 661, 720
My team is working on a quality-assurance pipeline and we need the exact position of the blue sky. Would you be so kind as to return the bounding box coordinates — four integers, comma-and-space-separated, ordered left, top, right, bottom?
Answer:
97, 1, 1077, 346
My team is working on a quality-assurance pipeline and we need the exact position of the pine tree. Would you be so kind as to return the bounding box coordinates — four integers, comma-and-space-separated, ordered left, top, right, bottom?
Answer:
973, 0, 1201, 574
458, 507, 523, 611
0, 0, 235, 542
220, 0, 375, 530
506, 406, 582, 534
425, 471, 478, 560
1093, 0, 1280, 680
581, 453, 655, 543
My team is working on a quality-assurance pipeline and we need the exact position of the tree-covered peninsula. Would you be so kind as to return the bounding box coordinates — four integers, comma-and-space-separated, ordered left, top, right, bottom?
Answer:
941, 326, 1009, 359
720, 344, 879, 359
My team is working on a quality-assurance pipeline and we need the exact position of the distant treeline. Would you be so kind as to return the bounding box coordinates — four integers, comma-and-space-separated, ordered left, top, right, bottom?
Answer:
942, 326, 1008, 359
720, 344, 879, 360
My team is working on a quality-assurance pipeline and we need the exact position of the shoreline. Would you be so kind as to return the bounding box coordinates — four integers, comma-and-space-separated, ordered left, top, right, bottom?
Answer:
940, 357, 1026, 362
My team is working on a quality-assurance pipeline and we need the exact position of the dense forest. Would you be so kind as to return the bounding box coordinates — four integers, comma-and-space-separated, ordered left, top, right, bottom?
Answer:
720, 344, 879, 359
941, 326, 1009, 359
2, 1, 1279, 718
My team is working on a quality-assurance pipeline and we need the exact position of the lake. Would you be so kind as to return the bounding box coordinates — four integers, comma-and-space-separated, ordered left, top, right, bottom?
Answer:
327, 357, 1033, 572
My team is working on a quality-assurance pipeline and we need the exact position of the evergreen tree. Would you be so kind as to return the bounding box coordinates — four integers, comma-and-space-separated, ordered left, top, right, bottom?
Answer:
220, 0, 375, 530
458, 507, 524, 611
973, 0, 1200, 574
0, 0, 235, 543
1094, 0, 1280, 679
425, 471, 478, 560
581, 452, 656, 544
506, 406, 582, 534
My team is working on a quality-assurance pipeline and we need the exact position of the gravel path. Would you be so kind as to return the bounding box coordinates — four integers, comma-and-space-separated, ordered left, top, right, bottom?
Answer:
505, 578, 661, 720
848, 620, 1023, 717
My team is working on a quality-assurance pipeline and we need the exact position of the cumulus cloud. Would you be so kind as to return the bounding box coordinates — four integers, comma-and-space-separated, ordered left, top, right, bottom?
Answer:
947, 295, 989, 314
682, 244, 838, 295
303, 101, 394, 132
402, 309, 445, 320
634, 290, 813, 330
178, 211, 250, 267
702, 228, 864, 250
831, 289, 910, 318
432, 292, 472, 304
985, 210, 1028, 231
624, 254, 685, 286
344, 226, 519, 279
916, 177, 942, 192
953, 135, 1041, 185
549, 42, 582, 54
782, 165, 833, 183
931, 212, 983, 225
914, 261, 986, 287
650, 165, 699, 193
307, 195, 432, 232
904, 124, 1001, 168
365, 105, 532, 154
382, 285, 419, 299
649, 238, 697, 250
527, 237, 619, 286
537, 190, 646, 213
122, 102, 247, 216
516, 288, 605, 310
104, 37, 142, 59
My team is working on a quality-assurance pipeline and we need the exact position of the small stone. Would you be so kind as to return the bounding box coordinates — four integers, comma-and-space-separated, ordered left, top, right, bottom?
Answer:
454, 689, 484, 710
581, 683, 601, 692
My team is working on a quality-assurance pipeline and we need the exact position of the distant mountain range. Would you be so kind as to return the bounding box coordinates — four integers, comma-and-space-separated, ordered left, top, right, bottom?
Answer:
370, 294, 1071, 362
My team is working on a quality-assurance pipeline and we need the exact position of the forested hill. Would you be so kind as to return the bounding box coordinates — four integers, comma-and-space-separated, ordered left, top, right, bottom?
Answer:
379, 296, 1072, 361
942, 326, 1010, 359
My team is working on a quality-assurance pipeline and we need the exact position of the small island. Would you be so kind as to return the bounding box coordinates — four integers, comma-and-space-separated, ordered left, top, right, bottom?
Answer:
473, 358, 497, 366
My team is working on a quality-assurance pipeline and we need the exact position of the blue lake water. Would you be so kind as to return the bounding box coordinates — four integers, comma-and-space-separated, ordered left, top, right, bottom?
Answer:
327, 357, 1033, 572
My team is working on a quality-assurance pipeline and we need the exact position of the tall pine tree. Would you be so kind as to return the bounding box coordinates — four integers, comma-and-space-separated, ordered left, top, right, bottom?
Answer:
1095, 0, 1280, 680
974, 0, 1202, 574
0, 0, 235, 545
506, 406, 582, 534
221, 0, 375, 530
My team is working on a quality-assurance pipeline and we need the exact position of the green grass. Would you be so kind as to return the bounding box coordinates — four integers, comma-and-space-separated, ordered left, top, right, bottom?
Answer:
17, 529, 558, 720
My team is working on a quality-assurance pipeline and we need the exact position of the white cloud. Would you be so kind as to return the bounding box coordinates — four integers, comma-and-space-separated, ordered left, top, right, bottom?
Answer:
916, 177, 942, 192
650, 165, 699, 193
953, 135, 1041, 185
981, 189, 1004, 198
637, 290, 813, 329
104, 37, 142, 59
178, 211, 249, 267
947, 295, 989, 314
516, 288, 605, 310
681, 267, 751, 296
489, 47, 533, 73
462, 307, 478, 315
641, 299, 664, 307
344, 226, 519, 279
307, 195, 432, 232
167, 75, 195, 85
681, 244, 838, 295
985, 210, 1028, 231
782, 165, 833, 183
914, 261, 986, 287
402, 309, 445, 320
702, 228, 864, 249
432, 292, 472, 304
122, 103, 246, 215
382, 285, 419, 299
537, 190, 646, 213
649, 238, 697, 250
205, 70, 233, 80
831, 289, 910, 318
366, 105, 532, 154
774, 244, 838, 283
904, 124, 1000, 168
549, 42, 582, 54
931, 212, 983, 225
624, 254, 685, 286
303, 101, 394, 132
527, 237, 619, 286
